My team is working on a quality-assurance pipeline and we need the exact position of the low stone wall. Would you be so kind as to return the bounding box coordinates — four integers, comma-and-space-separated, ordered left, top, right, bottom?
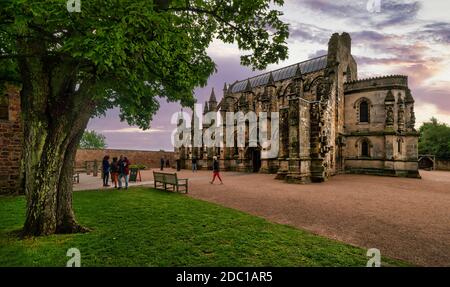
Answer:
435, 159, 450, 171
75, 148, 176, 170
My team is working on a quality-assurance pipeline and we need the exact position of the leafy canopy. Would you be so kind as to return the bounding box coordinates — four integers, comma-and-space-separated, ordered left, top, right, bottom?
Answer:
418, 117, 450, 159
0, 0, 289, 128
79, 130, 107, 149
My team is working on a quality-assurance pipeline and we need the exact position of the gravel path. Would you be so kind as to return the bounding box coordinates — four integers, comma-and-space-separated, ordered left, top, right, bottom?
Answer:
158, 169, 450, 266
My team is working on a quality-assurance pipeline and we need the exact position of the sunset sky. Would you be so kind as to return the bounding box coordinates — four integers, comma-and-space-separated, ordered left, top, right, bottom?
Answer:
87, 0, 450, 151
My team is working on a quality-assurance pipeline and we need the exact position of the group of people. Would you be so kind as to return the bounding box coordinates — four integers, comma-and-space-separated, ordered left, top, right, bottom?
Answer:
102, 155, 131, 189
102, 154, 223, 188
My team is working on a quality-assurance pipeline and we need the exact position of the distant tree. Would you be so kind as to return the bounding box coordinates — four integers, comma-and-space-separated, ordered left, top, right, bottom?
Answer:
418, 117, 450, 159
79, 130, 107, 149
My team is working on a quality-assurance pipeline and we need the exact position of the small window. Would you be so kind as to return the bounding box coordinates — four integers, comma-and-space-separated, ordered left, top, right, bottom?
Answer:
0, 94, 9, 121
398, 140, 402, 154
359, 101, 369, 123
361, 140, 370, 157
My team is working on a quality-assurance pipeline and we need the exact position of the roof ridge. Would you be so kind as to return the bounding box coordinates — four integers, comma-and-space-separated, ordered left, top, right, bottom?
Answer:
232, 55, 328, 85
345, 75, 407, 84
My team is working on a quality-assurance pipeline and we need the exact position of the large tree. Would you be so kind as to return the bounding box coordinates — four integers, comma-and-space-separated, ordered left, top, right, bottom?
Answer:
0, 0, 289, 236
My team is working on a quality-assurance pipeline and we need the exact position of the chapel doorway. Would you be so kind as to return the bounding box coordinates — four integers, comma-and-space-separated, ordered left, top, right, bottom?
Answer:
250, 147, 261, 172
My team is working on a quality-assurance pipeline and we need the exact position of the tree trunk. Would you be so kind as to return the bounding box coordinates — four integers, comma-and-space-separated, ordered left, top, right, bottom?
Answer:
19, 41, 96, 236
21, 109, 93, 236
21, 102, 94, 236
55, 128, 89, 234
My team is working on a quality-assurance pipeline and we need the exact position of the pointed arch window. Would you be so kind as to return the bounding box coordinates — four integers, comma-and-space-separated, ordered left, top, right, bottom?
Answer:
0, 94, 8, 121
361, 140, 370, 157
359, 101, 369, 123
397, 138, 403, 154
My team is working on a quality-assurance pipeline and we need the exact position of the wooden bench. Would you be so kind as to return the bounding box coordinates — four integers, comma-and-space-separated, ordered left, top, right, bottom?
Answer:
153, 171, 188, 193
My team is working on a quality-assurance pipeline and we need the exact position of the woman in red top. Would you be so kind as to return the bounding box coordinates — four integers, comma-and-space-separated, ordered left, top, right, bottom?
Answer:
210, 156, 223, 184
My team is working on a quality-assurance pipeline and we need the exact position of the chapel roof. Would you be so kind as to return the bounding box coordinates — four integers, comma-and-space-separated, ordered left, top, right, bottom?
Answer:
229, 55, 328, 93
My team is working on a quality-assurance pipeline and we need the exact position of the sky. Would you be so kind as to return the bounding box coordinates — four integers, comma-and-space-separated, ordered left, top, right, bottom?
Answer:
87, 0, 450, 151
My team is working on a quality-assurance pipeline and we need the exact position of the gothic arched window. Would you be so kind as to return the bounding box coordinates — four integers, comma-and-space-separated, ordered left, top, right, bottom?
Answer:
361, 140, 370, 157
0, 94, 8, 121
359, 101, 369, 123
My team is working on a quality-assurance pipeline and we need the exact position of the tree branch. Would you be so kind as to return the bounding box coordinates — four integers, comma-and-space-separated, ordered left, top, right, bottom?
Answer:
165, 6, 250, 38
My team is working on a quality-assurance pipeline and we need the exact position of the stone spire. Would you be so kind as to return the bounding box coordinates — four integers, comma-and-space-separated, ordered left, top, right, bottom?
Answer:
223, 82, 228, 95
268, 72, 275, 85
208, 88, 217, 111
405, 88, 414, 104
203, 101, 209, 114
244, 79, 252, 92
385, 90, 395, 103
178, 108, 184, 123
209, 87, 217, 103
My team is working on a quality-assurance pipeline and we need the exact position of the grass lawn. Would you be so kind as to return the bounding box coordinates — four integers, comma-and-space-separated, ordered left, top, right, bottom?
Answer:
0, 187, 408, 267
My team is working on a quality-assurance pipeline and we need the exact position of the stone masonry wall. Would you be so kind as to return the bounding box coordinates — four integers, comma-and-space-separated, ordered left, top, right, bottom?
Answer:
75, 148, 176, 170
435, 159, 450, 171
0, 85, 23, 195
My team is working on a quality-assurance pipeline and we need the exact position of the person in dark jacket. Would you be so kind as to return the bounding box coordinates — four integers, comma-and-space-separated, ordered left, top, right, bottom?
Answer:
210, 156, 223, 184
110, 157, 119, 188
160, 157, 165, 171
118, 155, 131, 189
192, 157, 197, 172
102, 155, 111, 187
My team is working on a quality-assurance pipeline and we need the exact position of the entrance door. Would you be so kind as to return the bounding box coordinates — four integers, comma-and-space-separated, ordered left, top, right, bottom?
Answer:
251, 148, 261, 172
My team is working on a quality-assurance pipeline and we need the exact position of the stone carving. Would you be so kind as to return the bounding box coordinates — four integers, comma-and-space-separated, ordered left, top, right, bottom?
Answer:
409, 106, 416, 128
317, 79, 331, 101
289, 99, 299, 126
386, 106, 394, 126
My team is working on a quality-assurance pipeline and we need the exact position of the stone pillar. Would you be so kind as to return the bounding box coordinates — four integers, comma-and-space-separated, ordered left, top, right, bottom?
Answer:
275, 107, 289, 179
309, 102, 326, 182
397, 98, 405, 133
286, 97, 300, 182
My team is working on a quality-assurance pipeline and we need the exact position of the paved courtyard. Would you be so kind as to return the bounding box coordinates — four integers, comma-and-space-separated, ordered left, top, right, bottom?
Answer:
75, 169, 450, 266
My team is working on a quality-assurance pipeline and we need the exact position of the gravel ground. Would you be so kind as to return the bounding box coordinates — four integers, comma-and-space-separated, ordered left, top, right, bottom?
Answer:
141, 169, 449, 266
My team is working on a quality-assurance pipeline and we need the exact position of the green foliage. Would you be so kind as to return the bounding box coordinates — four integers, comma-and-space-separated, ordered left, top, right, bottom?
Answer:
0, 0, 289, 129
129, 164, 147, 170
79, 130, 107, 149
0, 188, 408, 266
418, 117, 450, 159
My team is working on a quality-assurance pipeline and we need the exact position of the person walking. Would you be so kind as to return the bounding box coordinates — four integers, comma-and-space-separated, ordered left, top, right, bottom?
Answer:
160, 157, 165, 171
102, 155, 110, 187
210, 156, 223, 184
166, 158, 170, 168
110, 157, 119, 188
192, 157, 197, 172
118, 155, 130, 189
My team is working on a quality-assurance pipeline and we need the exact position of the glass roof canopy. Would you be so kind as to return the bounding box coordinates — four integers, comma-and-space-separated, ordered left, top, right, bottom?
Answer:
230, 55, 328, 93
